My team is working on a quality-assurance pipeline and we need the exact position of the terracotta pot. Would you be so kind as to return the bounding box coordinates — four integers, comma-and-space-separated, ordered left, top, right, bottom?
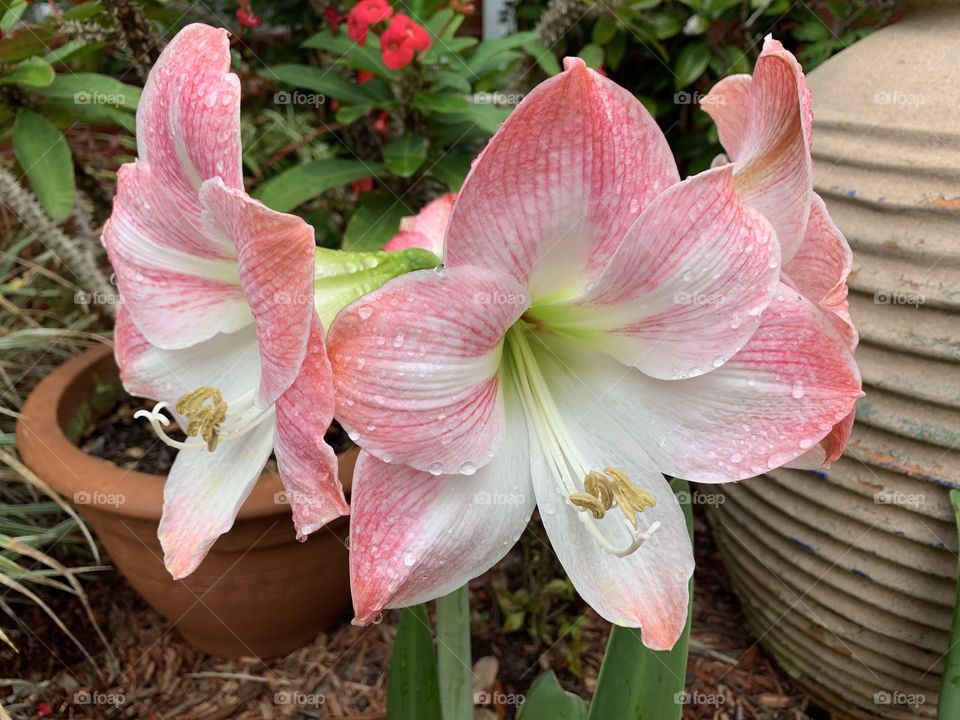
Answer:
16, 344, 356, 659
706, 3, 960, 717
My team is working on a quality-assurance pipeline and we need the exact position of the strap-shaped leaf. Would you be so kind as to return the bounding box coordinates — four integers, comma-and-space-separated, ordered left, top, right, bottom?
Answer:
254, 159, 384, 213
387, 606, 443, 720
938, 490, 960, 718
518, 671, 588, 720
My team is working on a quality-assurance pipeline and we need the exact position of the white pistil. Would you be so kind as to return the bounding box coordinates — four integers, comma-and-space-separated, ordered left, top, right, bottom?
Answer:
506, 327, 659, 558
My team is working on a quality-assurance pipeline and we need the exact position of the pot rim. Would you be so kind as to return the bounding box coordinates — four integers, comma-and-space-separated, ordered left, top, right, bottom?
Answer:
15, 343, 355, 522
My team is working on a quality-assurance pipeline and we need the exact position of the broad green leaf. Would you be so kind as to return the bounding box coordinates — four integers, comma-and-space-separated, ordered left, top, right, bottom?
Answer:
267, 64, 391, 106
302, 29, 394, 76
40, 101, 135, 133
425, 9, 464, 40
335, 105, 368, 124
383, 134, 428, 178
254, 159, 384, 212
0, 57, 54, 88
457, 103, 511, 134
35, 73, 141, 110
386, 606, 443, 720
674, 42, 710, 88
465, 31, 540, 78
586, 479, 694, 720
518, 671, 588, 720
343, 193, 413, 252
414, 91, 470, 114
651, 11, 684, 39
436, 586, 472, 720
577, 43, 604, 70
938, 490, 960, 718
12, 109, 74, 222
592, 15, 618, 46
430, 153, 472, 191
606, 31, 627, 70
0, 0, 26, 31
431, 71, 472, 93
44, 39, 87, 64
522, 40, 562, 76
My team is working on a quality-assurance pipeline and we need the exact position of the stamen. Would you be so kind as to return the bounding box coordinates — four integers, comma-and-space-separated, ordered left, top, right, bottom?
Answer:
175, 387, 228, 451
568, 468, 657, 529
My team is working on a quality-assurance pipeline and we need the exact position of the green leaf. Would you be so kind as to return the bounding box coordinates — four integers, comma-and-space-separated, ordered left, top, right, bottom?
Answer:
267, 64, 391, 106
0, 57, 54, 88
606, 31, 627, 70
577, 43, 604, 70
522, 40, 562, 76
383, 134, 428, 178
0, 0, 26, 31
586, 479, 695, 720
938, 490, 960, 718
302, 29, 395, 76
457, 103, 511, 134
651, 11, 684, 39
414, 91, 470, 114
793, 20, 829, 43
35, 73, 141, 110
592, 15, 618, 46
431, 71, 472, 93
254, 159, 384, 213
430, 153, 472, 191
335, 105, 368, 124
674, 42, 710, 89
518, 671, 588, 720
44, 39, 88, 64
386, 606, 443, 720
465, 31, 540, 78
343, 193, 414, 252
436, 587, 472, 720
12, 109, 74, 222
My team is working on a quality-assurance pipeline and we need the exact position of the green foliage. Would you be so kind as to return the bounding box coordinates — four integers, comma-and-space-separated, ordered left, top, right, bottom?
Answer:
386, 606, 443, 720
518, 671, 589, 720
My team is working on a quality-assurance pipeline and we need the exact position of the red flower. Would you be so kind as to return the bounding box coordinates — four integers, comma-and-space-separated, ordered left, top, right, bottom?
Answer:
347, 0, 394, 45
380, 14, 430, 70
352, 178, 374, 195
371, 110, 391, 134
324, 7, 341, 33
36, 703, 53, 718
331, 99, 341, 111
236, 7, 261, 28
357, 70, 375, 84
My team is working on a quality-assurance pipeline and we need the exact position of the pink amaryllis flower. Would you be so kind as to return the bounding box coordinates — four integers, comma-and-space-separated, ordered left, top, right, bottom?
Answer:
703, 36, 859, 468
103, 24, 347, 579
382, 192, 455, 256
328, 58, 861, 649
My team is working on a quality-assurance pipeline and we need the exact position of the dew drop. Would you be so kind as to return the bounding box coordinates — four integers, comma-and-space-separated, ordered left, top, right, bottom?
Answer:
357, 306, 373, 320
712, 355, 726, 368
791, 380, 806, 399
429, 462, 444, 476
402, 552, 417, 567
460, 462, 477, 476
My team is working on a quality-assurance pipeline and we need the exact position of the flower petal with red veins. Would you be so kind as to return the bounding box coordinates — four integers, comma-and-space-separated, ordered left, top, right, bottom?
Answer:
702, 74, 752, 158
159, 421, 275, 579
384, 193, 455, 256
136, 24, 242, 223
349, 392, 533, 623
786, 409, 855, 469
783, 193, 857, 349
200, 178, 315, 406
327, 265, 528, 475
274, 317, 348, 538
444, 57, 679, 300
703, 36, 812, 261
530, 165, 780, 379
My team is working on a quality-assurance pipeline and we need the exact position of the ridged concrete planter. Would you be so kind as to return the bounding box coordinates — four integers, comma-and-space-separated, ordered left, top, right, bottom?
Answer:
706, 3, 960, 717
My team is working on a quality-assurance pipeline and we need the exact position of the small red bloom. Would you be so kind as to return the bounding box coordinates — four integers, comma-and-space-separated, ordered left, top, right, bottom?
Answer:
331, 99, 341, 111
37, 702, 53, 718
347, 0, 394, 45
324, 7, 341, 33
380, 14, 430, 70
357, 70, 376, 84
352, 178, 374, 195
371, 110, 390, 134
236, 7, 261, 28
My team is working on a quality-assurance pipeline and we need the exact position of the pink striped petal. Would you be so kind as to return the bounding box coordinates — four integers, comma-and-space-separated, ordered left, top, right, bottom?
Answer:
159, 421, 275, 579
384, 193, 455, 256
349, 408, 534, 623
104, 164, 251, 350
783, 193, 857, 349
702, 74, 752, 158
114, 306, 261, 404
444, 57, 679, 299
786, 409, 855, 470
530, 165, 779, 379
327, 265, 528, 475
200, 178, 316, 407
703, 36, 812, 261
137, 24, 242, 217
274, 317, 348, 539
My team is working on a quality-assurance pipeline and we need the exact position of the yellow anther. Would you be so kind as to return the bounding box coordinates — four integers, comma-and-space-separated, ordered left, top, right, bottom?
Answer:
568, 467, 657, 528
175, 387, 228, 452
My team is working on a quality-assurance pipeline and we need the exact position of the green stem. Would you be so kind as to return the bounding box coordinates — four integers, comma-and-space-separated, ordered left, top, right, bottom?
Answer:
938, 490, 960, 718
436, 585, 473, 720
